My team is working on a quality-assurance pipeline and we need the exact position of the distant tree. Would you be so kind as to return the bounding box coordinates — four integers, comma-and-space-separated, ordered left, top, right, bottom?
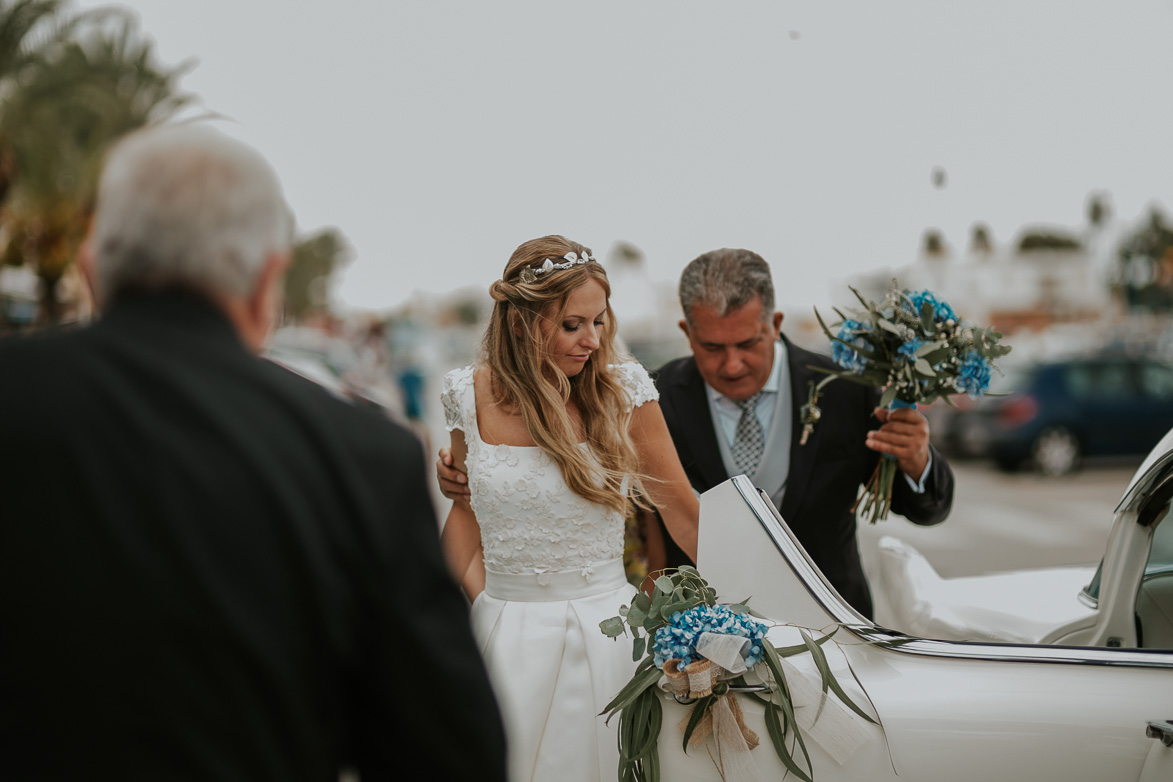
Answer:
0, 0, 75, 209
1086, 192, 1111, 229
1115, 207, 1173, 312
609, 240, 644, 268
284, 228, 353, 322
922, 229, 947, 257
0, 4, 193, 322
970, 223, 992, 254
451, 296, 483, 327
1016, 230, 1082, 253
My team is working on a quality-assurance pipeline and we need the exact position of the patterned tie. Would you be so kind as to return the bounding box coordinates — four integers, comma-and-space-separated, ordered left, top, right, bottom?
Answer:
731, 393, 765, 476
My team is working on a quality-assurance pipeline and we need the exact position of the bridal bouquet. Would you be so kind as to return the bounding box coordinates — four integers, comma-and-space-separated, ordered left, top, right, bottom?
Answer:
814, 286, 1011, 523
599, 567, 876, 782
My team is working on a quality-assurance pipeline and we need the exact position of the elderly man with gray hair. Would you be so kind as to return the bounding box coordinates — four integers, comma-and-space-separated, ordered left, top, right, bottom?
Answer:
653, 248, 955, 618
0, 124, 505, 781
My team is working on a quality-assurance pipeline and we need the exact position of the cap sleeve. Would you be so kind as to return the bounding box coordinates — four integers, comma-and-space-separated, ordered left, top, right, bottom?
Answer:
611, 361, 658, 411
441, 366, 475, 433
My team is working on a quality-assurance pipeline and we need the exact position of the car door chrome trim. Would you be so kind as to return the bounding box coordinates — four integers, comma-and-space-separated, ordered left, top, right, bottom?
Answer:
730, 475, 1173, 670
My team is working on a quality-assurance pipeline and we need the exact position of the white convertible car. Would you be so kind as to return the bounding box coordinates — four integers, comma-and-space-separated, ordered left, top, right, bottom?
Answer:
656, 435, 1173, 781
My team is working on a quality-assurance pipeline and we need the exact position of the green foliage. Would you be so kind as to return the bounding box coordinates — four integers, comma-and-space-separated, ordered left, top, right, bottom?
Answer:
1016, 230, 1082, 252
284, 228, 353, 322
1115, 208, 1173, 313
598, 568, 878, 782
0, 1, 193, 321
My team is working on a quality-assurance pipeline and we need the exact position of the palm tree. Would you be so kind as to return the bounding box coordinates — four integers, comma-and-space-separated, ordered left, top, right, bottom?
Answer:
0, 0, 71, 206
285, 228, 354, 323
0, 5, 194, 322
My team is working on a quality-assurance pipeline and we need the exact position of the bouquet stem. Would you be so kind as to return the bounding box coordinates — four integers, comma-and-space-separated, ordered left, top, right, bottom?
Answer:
853, 400, 915, 524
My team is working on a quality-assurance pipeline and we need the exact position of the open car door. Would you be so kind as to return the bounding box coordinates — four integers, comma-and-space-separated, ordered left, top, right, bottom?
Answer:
656, 476, 1173, 782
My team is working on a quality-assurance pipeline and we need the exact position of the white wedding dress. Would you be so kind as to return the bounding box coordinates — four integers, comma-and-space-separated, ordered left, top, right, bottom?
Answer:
442, 362, 657, 782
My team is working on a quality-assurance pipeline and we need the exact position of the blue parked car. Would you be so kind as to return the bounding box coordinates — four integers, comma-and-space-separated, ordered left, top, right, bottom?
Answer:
940, 355, 1173, 475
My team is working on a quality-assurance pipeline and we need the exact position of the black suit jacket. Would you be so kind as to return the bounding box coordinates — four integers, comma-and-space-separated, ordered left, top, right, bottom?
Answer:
0, 292, 505, 781
654, 337, 954, 618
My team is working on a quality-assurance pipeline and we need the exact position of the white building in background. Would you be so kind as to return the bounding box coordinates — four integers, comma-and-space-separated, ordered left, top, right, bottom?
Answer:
844, 207, 1144, 362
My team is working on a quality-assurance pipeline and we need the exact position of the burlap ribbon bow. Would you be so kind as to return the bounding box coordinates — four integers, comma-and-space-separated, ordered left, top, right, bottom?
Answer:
661, 658, 765, 782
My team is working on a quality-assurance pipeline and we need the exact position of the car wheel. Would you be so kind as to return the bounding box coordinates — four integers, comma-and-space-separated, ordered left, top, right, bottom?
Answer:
1032, 427, 1080, 476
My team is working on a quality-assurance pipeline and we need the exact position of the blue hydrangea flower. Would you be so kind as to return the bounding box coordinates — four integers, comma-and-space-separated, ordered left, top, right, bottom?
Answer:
897, 338, 928, 363
955, 350, 992, 397
832, 319, 870, 373
906, 289, 956, 324
651, 604, 768, 670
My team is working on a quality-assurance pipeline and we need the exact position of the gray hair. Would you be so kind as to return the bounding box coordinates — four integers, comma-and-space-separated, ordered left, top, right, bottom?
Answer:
90, 123, 294, 304
678, 248, 775, 324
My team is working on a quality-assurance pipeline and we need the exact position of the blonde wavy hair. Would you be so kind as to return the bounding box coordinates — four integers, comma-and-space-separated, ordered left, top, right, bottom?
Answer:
482, 235, 646, 515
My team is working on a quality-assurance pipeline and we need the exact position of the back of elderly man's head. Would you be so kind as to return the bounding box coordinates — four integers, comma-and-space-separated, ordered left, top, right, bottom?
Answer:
89, 124, 294, 306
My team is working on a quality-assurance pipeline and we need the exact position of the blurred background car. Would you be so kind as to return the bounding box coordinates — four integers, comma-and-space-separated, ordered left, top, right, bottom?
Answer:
936, 355, 1173, 475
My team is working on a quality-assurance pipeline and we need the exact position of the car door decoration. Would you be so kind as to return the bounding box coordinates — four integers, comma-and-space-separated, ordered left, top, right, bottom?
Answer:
813, 286, 1011, 522
600, 566, 880, 782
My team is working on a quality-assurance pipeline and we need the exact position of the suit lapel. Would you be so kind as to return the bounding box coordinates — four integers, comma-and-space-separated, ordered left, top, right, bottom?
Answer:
673, 361, 729, 490
780, 339, 821, 521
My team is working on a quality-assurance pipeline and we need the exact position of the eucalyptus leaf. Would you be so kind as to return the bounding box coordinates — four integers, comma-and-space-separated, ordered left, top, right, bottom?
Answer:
600, 616, 626, 638
663, 598, 698, 619
800, 629, 878, 725
922, 346, 951, 364
915, 341, 944, 357
919, 301, 935, 332
602, 659, 661, 719
632, 635, 646, 662
880, 384, 898, 407
913, 358, 935, 377
681, 695, 714, 754
654, 575, 674, 594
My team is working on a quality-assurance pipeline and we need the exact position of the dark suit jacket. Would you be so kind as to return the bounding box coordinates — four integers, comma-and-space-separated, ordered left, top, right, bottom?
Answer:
0, 291, 505, 781
654, 337, 954, 618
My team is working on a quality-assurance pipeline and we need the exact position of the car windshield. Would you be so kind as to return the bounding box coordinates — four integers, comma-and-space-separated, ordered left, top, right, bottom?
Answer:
1084, 507, 1173, 603
1151, 510, 1173, 573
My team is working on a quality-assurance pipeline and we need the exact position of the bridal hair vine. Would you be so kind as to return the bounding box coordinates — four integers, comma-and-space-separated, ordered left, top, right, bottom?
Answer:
518, 251, 596, 284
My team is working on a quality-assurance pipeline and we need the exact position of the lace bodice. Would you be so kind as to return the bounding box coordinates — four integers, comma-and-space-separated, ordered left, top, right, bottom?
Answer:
442, 362, 658, 574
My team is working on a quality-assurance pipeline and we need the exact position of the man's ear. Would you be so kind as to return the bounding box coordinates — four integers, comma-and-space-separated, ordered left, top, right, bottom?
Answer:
243, 251, 289, 350
678, 318, 690, 339
772, 311, 784, 336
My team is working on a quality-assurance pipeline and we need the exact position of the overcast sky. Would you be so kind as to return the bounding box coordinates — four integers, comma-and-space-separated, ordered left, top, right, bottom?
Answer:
76, 0, 1173, 315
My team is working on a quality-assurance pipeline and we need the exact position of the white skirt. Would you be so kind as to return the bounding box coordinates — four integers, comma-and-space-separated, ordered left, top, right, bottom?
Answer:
471, 559, 638, 782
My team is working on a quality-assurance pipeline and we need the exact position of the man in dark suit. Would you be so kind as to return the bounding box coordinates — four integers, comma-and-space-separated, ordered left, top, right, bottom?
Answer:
654, 248, 954, 618
0, 125, 505, 781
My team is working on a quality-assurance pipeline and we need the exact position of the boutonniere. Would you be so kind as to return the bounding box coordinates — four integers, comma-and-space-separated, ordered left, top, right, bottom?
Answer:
799, 380, 821, 446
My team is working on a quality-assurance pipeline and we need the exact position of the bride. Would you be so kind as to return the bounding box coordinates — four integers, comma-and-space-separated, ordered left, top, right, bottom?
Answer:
439, 235, 698, 782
